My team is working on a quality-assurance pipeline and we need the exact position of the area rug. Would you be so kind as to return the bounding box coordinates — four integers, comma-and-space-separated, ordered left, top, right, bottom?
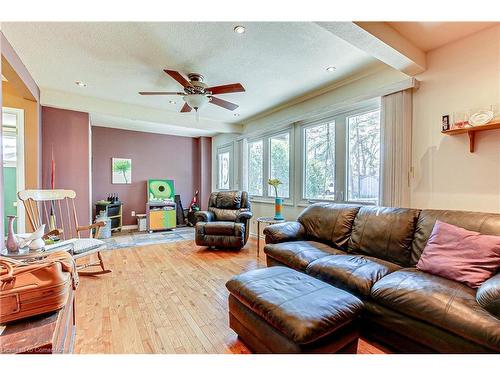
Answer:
102, 227, 195, 251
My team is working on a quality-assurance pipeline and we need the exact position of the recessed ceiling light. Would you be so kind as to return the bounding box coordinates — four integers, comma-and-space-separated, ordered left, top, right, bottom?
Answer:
75, 81, 87, 87
233, 25, 246, 34
169, 100, 177, 104
326, 66, 336, 72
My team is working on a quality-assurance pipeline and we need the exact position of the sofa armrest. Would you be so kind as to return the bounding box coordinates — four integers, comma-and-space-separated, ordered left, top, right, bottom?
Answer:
263, 221, 305, 244
195, 210, 215, 222
477, 273, 500, 318
236, 210, 253, 223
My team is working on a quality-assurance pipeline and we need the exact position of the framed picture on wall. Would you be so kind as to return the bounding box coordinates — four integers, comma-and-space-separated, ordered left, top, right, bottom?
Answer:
442, 115, 450, 131
112, 158, 132, 184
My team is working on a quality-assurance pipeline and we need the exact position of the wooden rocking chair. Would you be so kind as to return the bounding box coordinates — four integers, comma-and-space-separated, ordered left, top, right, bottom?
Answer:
17, 189, 111, 276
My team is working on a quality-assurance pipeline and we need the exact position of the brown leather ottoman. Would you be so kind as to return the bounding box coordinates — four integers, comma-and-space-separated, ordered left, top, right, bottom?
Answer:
226, 266, 363, 353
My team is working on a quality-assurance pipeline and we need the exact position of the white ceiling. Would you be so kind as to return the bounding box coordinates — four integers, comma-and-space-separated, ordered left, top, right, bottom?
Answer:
1, 22, 381, 128
387, 22, 497, 52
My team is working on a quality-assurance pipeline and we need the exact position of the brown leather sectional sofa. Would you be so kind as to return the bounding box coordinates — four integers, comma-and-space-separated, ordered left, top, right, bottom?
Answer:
263, 203, 500, 353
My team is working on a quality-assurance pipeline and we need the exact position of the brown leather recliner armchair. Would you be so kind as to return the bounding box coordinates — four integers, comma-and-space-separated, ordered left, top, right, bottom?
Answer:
195, 191, 252, 249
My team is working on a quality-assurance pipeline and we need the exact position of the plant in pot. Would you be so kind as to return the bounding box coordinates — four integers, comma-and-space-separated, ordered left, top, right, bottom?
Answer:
268, 178, 284, 220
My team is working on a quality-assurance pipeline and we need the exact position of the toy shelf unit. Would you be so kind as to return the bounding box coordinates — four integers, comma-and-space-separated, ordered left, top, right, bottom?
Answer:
146, 179, 177, 232
95, 201, 123, 232
146, 201, 176, 232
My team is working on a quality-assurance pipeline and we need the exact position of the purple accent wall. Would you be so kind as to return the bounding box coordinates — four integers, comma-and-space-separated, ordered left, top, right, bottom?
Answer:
41, 107, 90, 229
198, 137, 212, 211
91, 126, 211, 226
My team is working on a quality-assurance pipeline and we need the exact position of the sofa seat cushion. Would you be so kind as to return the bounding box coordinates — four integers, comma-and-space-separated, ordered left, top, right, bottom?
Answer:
264, 241, 345, 271
371, 268, 500, 351
306, 254, 401, 297
226, 266, 363, 345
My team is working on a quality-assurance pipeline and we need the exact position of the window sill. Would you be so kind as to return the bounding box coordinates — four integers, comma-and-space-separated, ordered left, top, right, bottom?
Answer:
296, 199, 377, 207
250, 197, 294, 207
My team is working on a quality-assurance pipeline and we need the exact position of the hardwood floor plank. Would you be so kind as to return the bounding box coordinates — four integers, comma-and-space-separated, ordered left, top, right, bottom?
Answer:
74, 238, 387, 354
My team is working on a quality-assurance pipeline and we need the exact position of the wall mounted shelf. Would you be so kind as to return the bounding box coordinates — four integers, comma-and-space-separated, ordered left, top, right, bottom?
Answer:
441, 120, 500, 153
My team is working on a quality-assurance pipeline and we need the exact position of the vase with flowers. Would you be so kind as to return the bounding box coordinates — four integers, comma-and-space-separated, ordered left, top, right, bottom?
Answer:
268, 178, 284, 220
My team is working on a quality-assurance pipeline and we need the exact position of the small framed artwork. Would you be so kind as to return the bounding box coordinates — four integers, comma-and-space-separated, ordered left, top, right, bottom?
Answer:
442, 115, 450, 131
112, 158, 132, 184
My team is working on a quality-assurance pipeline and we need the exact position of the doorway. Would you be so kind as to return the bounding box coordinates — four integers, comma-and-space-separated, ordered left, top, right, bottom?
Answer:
2, 107, 25, 234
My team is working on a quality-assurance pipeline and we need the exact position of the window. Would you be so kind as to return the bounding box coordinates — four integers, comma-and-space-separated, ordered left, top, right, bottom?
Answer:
301, 102, 381, 204
347, 110, 381, 203
217, 151, 230, 190
248, 140, 263, 196
216, 144, 233, 190
269, 133, 290, 198
304, 121, 335, 200
246, 131, 291, 199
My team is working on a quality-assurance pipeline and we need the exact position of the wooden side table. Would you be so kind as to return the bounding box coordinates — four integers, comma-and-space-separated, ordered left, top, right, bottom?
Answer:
256, 217, 285, 257
0, 288, 75, 354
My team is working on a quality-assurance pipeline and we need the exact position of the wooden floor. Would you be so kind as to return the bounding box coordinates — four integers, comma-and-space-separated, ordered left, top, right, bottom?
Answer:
74, 238, 388, 354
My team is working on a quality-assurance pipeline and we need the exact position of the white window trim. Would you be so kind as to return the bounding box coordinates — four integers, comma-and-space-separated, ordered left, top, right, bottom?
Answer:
240, 97, 382, 209
299, 101, 381, 206
216, 143, 234, 191
247, 127, 294, 203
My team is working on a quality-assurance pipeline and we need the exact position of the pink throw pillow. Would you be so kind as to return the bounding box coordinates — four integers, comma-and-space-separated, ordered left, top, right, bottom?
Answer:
416, 220, 500, 288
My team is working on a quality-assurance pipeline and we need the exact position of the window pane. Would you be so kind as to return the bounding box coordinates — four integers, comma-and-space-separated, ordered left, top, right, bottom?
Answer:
347, 110, 381, 203
269, 133, 290, 198
218, 151, 230, 189
248, 140, 263, 196
304, 122, 335, 200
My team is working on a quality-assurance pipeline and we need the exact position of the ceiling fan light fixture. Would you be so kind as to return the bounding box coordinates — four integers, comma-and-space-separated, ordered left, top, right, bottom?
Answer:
183, 94, 209, 111
233, 25, 246, 34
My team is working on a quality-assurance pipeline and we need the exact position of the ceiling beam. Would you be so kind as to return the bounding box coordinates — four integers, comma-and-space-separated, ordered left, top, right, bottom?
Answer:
41, 88, 243, 134
316, 22, 426, 76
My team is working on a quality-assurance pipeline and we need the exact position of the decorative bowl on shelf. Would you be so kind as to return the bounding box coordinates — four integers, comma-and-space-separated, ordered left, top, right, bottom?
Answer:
469, 110, 494, 126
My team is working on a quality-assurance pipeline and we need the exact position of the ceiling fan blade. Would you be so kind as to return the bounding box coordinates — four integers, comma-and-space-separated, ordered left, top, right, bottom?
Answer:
139, 91, 184, 95
164, 70, 191, 88
207, 83, 245, 95
209, 96, 239, 111
180, 103, 192, 113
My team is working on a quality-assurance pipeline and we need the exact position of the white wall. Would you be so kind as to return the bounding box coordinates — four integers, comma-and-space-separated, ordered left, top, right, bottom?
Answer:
411, 25, 500, 212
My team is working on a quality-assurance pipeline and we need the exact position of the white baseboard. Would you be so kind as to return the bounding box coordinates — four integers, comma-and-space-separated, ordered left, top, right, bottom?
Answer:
121, 225, 138, 231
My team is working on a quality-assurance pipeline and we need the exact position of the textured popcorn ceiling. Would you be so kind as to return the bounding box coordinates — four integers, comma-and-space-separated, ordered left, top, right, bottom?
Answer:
1, 22, 380, 124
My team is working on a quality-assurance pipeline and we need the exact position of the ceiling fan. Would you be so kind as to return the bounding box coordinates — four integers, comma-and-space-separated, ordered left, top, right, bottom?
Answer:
139, 70, 245, 114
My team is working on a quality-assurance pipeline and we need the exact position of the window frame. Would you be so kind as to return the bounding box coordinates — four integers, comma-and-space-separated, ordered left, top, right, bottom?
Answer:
346, 107, 382, 204
246, 128, 293, 203
216, 143, 234, 191
247, 138, 265, 197
299, 101, 381, 206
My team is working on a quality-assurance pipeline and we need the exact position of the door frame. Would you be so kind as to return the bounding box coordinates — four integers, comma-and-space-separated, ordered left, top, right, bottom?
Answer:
2, 106, 25, 232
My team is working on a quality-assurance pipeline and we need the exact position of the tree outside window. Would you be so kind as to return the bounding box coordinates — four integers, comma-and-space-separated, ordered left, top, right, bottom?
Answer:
269, 133, 290, 198
347, 110, 380, 202
304, 121, 335, 200
248, 140, 263, 196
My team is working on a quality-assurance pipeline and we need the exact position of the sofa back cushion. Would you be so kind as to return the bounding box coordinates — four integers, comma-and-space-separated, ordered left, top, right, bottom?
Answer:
298, 203, 360, 249
348, 206, 420, 267
411, 209, 500, 265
